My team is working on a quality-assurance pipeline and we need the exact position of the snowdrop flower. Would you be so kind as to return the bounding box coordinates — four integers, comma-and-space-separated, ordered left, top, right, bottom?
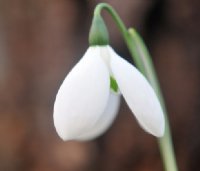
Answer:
53, 45, 165, 141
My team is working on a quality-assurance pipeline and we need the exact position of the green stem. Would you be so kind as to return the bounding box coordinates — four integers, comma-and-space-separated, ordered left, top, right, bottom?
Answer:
94, 3, 178, 171
94, 3, 130, 44
128, 28, 178, 171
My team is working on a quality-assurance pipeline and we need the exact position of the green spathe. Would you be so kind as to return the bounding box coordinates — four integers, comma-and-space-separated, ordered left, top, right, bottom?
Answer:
89, 14, 109, 46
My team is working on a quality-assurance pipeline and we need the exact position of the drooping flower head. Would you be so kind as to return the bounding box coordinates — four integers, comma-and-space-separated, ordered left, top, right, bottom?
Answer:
53, 4, 165, 141
53, 45, 165, 141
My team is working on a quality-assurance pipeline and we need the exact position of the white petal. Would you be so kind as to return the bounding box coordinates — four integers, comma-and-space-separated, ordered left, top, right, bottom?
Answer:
77, 92, 120, 141
53, 47, 110, 140
109, 46, 165, 137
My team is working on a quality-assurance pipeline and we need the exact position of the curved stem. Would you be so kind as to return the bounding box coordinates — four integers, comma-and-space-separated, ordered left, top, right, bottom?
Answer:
94, 3, 129, 43
94, 3, 178, 171
128, 28, 178, 171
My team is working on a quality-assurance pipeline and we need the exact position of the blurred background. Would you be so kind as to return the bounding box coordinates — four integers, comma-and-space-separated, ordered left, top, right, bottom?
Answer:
0, 0, 200, 171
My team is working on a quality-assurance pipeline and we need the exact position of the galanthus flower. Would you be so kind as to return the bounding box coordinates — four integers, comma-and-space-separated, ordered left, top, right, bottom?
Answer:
53, 45, 165, 141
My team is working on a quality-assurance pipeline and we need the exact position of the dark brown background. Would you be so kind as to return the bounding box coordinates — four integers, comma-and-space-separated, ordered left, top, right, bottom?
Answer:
0, 0, 200, 171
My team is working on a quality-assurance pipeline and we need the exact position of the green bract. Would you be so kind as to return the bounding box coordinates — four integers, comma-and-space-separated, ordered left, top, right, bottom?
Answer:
89, 14, 109, 46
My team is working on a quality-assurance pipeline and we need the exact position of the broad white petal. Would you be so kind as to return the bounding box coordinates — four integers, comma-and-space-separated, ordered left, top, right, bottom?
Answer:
54, 47, 110, 140
77, 92, 120, 141
109, 46, 165, 137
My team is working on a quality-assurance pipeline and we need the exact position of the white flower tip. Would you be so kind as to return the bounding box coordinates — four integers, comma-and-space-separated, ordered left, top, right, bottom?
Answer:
152, 118, 165, 138
137, 107, 165, 138
134, 102, 165, 138
158, 121, 165, 138
55, 130, 69, 141
53, 112, 75, 141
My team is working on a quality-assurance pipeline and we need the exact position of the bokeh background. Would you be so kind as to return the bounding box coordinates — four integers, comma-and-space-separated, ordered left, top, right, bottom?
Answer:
0, 0, 200, 171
